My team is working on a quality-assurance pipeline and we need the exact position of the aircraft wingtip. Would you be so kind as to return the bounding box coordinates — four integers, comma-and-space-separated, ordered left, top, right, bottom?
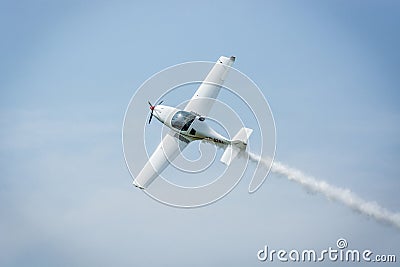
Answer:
133, 180, 145, 190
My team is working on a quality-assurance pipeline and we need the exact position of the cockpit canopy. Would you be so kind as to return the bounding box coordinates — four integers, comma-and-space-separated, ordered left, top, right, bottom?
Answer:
171, 111, 196, 132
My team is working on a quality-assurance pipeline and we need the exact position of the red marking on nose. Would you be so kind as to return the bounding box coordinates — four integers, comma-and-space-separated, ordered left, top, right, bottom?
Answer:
150, 106, 155, 111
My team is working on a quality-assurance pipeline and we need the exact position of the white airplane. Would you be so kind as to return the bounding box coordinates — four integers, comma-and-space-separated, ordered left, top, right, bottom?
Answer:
133, 56, 253, 189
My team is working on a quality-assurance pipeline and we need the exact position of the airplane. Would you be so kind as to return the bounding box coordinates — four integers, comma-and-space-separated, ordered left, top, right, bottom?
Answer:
133, 56, 253, 189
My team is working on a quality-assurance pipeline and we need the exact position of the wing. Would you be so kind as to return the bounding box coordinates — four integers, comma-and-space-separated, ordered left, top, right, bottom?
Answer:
133, 132, 192, 189
184, 56, 235, 117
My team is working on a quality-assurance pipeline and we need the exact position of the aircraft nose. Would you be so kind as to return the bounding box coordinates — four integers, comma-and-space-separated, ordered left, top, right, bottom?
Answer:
152, 105, 173, 123
153, 106, 163, 118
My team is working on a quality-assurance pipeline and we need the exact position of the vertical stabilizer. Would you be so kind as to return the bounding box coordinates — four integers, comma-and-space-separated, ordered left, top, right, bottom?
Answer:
220, 128, 253, 165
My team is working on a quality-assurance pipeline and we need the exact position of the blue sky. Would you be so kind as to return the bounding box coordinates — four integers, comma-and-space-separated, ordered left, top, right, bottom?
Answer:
1, 0, 400, 266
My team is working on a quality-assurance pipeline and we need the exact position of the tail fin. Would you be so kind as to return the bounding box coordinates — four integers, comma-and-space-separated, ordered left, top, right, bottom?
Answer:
220, 128, 253, 166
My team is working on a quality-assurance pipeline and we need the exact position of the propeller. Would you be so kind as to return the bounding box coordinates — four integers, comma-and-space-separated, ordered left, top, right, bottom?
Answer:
148, 100, 164, 124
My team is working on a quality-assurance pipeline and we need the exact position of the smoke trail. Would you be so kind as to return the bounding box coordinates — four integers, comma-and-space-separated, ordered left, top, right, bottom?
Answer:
247, 152, 400, 229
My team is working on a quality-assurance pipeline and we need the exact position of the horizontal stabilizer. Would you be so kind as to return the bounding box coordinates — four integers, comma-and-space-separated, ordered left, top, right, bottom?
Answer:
220, 128, 253, 165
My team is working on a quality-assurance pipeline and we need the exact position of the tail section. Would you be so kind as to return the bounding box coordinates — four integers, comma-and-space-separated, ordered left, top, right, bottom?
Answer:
220, 128, 253, 165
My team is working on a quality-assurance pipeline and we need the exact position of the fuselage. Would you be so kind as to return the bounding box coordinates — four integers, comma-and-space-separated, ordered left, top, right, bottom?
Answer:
151, 105, 230, 145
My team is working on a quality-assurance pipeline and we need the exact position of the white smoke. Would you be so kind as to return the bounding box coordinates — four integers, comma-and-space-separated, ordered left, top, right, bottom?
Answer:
247, 152, 400, 229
